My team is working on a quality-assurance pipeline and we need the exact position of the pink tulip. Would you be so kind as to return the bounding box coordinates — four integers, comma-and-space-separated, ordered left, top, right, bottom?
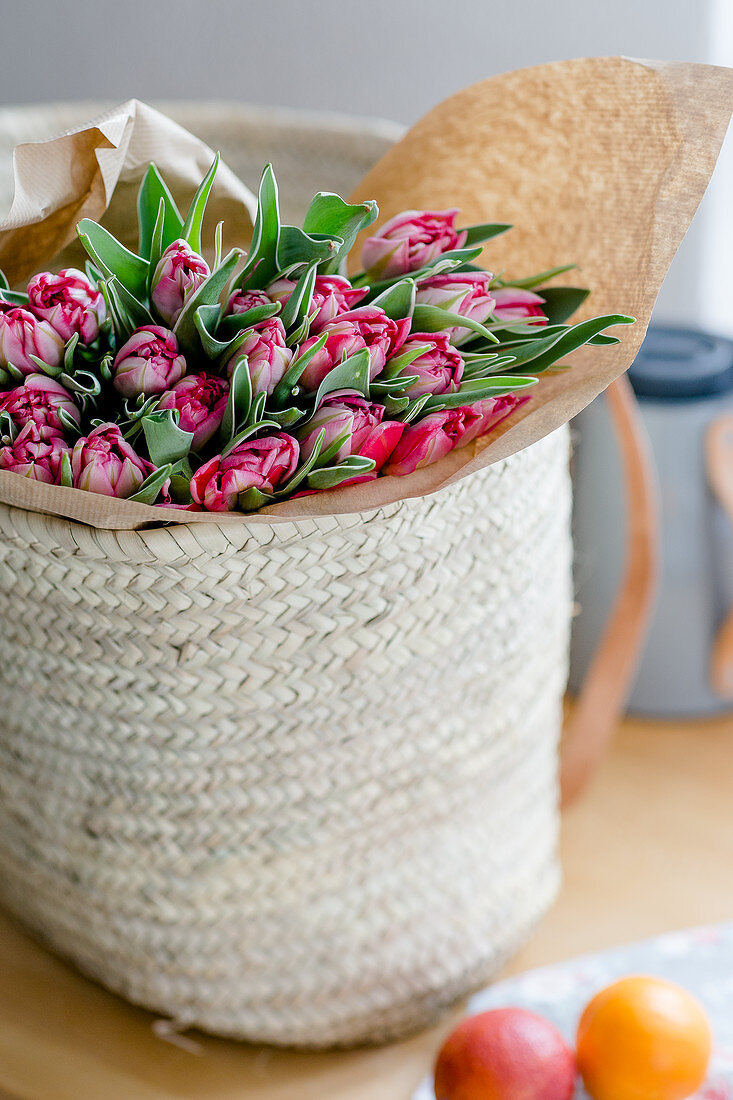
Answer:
492, 287, 548, 325
383, 407, 482, 477
453, 393, 531, 448
361, 209, 467, 279
151, 239, 210, 325
0, 374, 80, 434
158, 372, 229, 451
191, 433, 299, 512
112, 325, 186, 398
297, 306, 409, 391
0, 304, 64, 375
415, 271, 495, 344
225, 317, 293, 395
297, 389, 405, 469
267, 274, 368, 331
71, 423, 152, 498
388, 332, 464, 398
224, 287, 272, 316
0, 421, 70, 484
27, 268, 106, 344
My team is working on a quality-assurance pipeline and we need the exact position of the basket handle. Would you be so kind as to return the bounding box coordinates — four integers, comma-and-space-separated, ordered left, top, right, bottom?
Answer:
560, 375, 659, 805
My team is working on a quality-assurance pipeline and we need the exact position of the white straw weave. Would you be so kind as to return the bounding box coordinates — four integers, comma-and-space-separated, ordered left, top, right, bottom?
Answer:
0, 105, 572, 1047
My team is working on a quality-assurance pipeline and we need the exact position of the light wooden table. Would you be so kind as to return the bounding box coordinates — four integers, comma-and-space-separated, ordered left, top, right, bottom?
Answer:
1, 714, 732, 1100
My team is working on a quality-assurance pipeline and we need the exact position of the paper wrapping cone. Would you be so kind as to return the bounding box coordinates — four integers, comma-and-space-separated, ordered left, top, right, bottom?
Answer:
0, 58, 731, 530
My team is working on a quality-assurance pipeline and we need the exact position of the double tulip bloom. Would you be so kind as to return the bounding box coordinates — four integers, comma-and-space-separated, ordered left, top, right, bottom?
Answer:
71, 423, 152, 498
159, 373, 229, 451
27, 268, 106, 345
191, 433, 299, 512
0, 421, 70, 484
0, 374, 80, 434
151, 239, 210, 326
0, 304, 64, 375
268, 274, 368, 331
297, 306, 410, 391
297, 389, 405, 471
225, 318, 293, 395
112, 325, 187, 398
361, 209, 467, 280
390, 333, 464, 398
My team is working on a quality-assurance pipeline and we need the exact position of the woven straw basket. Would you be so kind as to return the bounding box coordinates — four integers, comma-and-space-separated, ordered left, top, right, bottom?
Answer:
0, 104, 572, 1048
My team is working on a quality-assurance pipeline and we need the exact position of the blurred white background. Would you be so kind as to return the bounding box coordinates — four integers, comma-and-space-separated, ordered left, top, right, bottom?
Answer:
0, 0, 730, 330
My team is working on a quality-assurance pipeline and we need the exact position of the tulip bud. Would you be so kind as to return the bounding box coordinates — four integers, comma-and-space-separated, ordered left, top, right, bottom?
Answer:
0, 374, 80, 434
492, 287, 548, 325
415, 271, 495, 345
296, 306, 409, 391
383, 407, 482, 477
151, 239, 210, 325
387, 332, 464, 398
112, 325, 186, 398
158, 372, 229, 451
267, 274, 367, 331
71, 423, 153, 498
27, 268, 106, 344
225, 287, 272, 316
224, 318, 292, 395
0, 304, 64, 375
0, 421, 70, 484
361, 209, 467, 279
190, 433, 299, 512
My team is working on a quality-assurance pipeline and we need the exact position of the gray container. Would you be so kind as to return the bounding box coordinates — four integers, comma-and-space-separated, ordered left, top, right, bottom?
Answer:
570, 326, 733, 717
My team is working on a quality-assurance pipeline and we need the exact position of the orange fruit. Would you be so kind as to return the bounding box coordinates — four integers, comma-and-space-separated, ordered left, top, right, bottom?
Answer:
434, 1007, 576, 1100
576, 975, 712, 1100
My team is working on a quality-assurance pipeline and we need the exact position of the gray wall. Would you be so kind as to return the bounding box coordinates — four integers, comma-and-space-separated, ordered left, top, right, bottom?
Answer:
0, 0, 714, 123
0, 0, 729, 330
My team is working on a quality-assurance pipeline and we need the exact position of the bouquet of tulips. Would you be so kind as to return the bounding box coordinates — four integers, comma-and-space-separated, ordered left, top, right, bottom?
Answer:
0, 157, 632, 512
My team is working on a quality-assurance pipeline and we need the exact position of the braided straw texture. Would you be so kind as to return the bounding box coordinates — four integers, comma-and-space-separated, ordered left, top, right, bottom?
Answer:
0, 427, 571, 1048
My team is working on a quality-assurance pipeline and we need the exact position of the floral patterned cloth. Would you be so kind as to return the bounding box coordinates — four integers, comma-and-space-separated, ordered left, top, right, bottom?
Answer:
414, 924, 733, 1100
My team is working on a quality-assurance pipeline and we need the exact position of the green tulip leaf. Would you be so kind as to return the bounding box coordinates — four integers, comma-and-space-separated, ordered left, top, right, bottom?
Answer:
0, 289, 29, 306
59, 451, 74, 489
137, 163, 184, 259
220, 355, 252, 445
311, 347, 371, 408
398, 394, 433, 423
496, 264, 577, 290
277, 226, 342, 270
272, 331, 329, 405
491, 314, 635, 374
369, 277, 416, 321
303, 193, 378, 273
267, 406, 306, 429
279, 263, 318, 333
217, 302, 281, 337
460, 223, 512, 247
411, 303, 500, 344
238, 486, 274, 512
234, 164, 281, 289
141, 409, 194, 467
77, 219, 149, 300
422, 375, 538, 411
128, 463, 173, 505
307, 454, 375, 490
534, 286, 591, 325
181, 153, 219, 254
